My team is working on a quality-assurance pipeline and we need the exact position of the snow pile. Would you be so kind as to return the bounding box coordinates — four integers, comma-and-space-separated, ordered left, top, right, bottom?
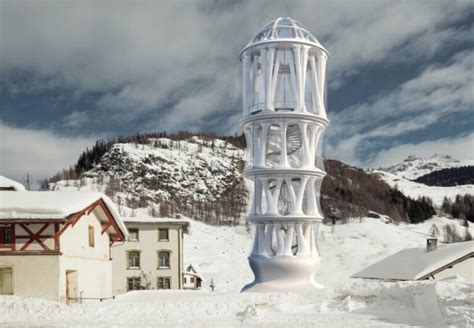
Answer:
328, 280, 473, 327
375, 170, 474, 206
1, 216, 472, 326
380, 154, 474, 180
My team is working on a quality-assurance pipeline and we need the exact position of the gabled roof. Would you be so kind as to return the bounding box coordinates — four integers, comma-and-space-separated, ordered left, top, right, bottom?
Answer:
352, 241, 474, 281
0, 176, 26, 191
186, 264, 197, 273
0, 191, 128, 237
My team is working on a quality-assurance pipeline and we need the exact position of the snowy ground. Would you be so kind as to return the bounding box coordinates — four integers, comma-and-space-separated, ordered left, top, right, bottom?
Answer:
1, 216, 473, 327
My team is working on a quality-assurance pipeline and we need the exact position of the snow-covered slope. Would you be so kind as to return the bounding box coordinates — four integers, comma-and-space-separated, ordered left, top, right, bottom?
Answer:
51, 137, 245, 203
1, 216, 473, 327
380, 154, 474, 180
48, 137, 247, 223
375, 170, 474, 206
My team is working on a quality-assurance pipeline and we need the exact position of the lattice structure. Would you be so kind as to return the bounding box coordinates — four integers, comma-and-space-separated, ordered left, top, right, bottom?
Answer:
240, 17, 329, 292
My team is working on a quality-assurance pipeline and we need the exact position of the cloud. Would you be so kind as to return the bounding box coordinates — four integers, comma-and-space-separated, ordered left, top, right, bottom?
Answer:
0, 122, 95, 187
325, 50, 473, 165
1, 0, 472, 134
369, 132, 474, 168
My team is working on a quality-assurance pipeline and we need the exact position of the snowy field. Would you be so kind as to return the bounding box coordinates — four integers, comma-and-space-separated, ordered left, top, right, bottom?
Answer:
1, 216, 473, 327
375, 170, 474, 206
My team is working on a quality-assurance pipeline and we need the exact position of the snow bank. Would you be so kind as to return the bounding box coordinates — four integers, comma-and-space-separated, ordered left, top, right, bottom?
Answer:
327, 280, 473, 327
1, 281, 471, 327
0, 216, 472, 326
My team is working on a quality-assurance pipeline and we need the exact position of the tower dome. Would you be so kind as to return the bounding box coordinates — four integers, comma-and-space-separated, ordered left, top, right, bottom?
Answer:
241, 17, 329, 57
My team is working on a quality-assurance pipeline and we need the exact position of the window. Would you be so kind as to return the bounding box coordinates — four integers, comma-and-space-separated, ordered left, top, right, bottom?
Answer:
157, 277, 171, 289
158, 251, 170, 268
190, 277, 195, 283
183, 277, 187, 283
4, 230, 12, 245
0, 267, 13, 295
128, 228, 139, 241
88, 225, 94, 247
128, 251, 140, 269
0, 228, 13, 246
158, 229, 169, 241
127, 277, 141, 291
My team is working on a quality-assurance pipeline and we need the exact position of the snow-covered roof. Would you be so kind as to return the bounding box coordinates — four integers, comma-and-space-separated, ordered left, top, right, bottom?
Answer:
183, 271, 205, 281
124, 217, 189, 225
123, 217, 190, 232
0, 191, 127, 237
352, 241, 474, 281
242, 17, 328, 56
0, 176, 26, 191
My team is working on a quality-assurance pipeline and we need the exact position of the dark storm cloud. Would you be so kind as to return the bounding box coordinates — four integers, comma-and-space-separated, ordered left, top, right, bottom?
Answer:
0, 0, 473, 182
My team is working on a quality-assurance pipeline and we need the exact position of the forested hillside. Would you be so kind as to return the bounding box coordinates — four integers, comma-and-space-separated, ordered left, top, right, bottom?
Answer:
415, 166, 474, 186
44, 132, 436, 225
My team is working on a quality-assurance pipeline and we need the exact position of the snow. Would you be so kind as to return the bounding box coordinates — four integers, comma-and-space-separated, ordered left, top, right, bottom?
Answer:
352, 240, 474, 280
380, 154, 474, 180
49, 137, 246, 204
375, 170, 474, 206
0, 175, 26, 191
0, 191, 128, 237
123, 216, 189, 225
1, 216, 473, 326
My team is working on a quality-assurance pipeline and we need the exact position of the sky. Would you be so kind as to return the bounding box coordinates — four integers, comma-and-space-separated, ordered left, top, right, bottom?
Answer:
0, 0, 473, 186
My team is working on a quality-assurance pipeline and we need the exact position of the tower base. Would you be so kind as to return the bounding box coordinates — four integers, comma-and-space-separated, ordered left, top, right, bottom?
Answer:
241, 255, 323, 292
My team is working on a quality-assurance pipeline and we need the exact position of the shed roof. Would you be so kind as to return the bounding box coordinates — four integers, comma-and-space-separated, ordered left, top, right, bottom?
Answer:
352, 241, 474, 281
0, 191, 127, 237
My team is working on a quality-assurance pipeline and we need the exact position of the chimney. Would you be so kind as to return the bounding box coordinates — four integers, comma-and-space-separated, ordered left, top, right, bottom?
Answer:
426, 238, 437, 252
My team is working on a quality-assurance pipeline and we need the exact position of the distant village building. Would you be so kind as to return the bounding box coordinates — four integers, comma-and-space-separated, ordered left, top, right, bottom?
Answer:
352, 239, 474, 282
111, 217, 189, 295
0, 191, 127, 303
0, 176, 26, 191
183, 264, 203, 289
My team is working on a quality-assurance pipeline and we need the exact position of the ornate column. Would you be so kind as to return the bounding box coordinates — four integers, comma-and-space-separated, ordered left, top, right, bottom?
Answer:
240, 17, 330, 292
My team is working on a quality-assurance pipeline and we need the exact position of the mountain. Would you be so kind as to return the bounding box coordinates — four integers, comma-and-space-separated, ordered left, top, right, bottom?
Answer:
45, 132, 438, 224
380, 154, 474, 180
48, 136, 247, 225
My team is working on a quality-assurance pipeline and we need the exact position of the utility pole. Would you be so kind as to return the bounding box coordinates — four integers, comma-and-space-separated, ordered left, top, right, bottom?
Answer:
24, 173, 31, 191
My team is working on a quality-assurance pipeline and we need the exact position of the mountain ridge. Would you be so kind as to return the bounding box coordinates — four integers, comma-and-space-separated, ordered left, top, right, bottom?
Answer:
380, 154, 474, 180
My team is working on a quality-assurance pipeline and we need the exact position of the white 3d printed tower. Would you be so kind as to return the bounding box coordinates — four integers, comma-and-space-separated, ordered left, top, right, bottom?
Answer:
240, 17, 329, 292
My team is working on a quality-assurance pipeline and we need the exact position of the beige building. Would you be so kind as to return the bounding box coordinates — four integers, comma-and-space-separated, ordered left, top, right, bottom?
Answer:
0, 191, 127, 303
111, 217, 189, 295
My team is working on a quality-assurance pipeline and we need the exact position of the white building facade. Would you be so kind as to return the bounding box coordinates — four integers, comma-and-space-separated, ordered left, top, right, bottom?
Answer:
111, 218, 189, 295
0, 191, 127, 303
240, 17, 329, 292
